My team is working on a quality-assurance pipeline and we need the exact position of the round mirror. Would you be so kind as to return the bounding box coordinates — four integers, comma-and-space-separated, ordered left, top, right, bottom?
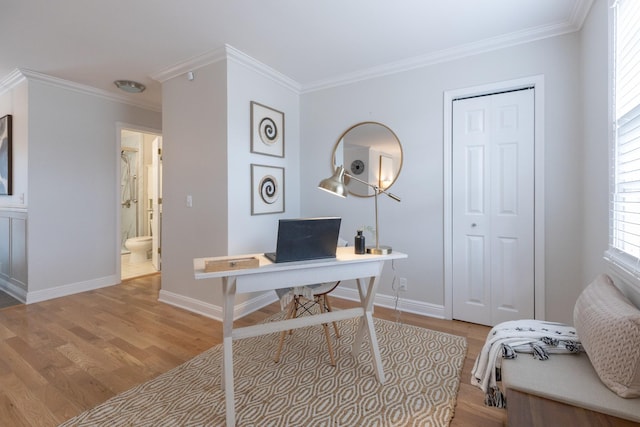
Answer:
332, 122, 403, 197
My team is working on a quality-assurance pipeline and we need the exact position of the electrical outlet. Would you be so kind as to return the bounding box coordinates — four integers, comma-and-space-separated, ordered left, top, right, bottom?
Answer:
399, 277, 408, 292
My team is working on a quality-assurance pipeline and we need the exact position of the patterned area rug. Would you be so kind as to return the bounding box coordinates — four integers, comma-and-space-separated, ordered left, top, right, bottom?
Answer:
59, 314, 467, 426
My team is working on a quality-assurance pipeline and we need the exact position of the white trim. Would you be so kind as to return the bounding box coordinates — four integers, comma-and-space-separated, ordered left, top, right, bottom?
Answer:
151, 45, 301, 94
0, 69, 27, 96
25, 275, 118, 304
158, 289, 279, 322
2, 1, 594, 102
0, 207, 27, 213
17, 69, 161, 112
301, 1, 593, 94
604, 251, 640, 308
157, 286, 445, 322
150, 46, 227, 83
569, 0, 596, 28
0, 277, 27, 303
115, 122, 162, 282
152, 0, 594, 97
225, 45, 300, 94
443, 75, 546, 321
330, 286, 445, 319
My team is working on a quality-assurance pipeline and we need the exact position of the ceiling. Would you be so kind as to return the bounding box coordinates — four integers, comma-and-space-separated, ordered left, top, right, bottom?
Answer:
0, 0, 593, 109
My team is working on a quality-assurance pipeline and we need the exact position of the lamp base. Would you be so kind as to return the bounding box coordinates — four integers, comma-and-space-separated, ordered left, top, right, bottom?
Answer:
366, 245, 392, 255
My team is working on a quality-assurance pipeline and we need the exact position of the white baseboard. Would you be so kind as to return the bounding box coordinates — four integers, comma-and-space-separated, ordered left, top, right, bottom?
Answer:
330, 286, 446, 319
0, 278, 27, 303
158, 287, 444, 321
25, 275, 119, 304
158, 289, 279, 322
5, 275, 444, 321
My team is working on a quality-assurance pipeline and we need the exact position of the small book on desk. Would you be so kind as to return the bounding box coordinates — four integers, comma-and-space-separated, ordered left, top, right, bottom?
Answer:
204, 257, 259, 272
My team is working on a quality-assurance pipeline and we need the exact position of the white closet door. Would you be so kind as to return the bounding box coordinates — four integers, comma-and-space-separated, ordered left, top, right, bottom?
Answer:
452, 89, 534, 326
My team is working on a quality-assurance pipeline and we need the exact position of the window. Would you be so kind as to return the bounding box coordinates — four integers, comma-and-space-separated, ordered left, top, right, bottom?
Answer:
609, 0, 640, 273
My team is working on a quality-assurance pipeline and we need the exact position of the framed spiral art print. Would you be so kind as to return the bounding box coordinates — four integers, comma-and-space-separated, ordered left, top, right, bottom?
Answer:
250, 101, 284, 158
251, 164, 284, 215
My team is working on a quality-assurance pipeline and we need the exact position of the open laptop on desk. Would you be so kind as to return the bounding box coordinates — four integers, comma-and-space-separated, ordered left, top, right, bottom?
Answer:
264, 217, 341, 263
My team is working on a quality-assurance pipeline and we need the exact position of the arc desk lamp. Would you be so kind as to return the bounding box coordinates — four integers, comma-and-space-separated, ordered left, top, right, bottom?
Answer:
318, 165, 401, 255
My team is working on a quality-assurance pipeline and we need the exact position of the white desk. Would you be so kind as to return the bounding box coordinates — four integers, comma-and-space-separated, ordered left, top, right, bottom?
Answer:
194, 246, 407, 427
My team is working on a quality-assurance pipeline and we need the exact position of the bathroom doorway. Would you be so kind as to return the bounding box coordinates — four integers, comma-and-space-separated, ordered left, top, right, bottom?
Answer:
118, 126, 162, 280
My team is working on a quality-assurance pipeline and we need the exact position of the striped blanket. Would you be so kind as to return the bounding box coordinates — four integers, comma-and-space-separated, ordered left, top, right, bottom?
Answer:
471, 319, 583, 407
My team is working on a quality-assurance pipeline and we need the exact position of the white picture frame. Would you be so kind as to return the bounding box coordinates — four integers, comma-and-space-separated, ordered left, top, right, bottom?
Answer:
251, 101, 284, 158
251, 164, 285, 215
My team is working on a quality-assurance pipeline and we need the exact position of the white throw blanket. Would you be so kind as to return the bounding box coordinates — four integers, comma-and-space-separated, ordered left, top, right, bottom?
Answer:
471, 319, 583, 407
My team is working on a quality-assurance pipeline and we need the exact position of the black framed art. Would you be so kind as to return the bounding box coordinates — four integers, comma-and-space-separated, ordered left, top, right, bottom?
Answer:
0, 115, 12, 195
251, 164, 284, 215
250, 101, 284, 158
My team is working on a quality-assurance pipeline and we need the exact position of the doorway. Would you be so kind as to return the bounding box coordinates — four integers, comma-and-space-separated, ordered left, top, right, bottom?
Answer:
443, 76, 546, 325
118, 126, 163, 280
451, 88, 534, 326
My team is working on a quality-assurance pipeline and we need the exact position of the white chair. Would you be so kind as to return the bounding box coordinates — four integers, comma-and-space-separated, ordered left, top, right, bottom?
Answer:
274, 281, 341, 366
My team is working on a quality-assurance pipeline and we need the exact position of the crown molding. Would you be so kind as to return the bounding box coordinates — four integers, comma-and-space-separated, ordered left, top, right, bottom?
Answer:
302, 0, 595, 93
151, 44, 301, 94
225, 45, 301, 94
1, 69, 161, 112
0, 69, 27, 96
4, 1, 593, 104
150, 46, 227, 83
569, 0, 595, 30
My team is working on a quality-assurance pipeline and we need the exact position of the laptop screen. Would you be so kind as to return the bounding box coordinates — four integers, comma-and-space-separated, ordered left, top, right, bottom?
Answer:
265, 217, 341, 263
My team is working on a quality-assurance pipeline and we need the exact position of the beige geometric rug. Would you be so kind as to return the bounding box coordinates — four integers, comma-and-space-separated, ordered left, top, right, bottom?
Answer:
59, 314, 467, 426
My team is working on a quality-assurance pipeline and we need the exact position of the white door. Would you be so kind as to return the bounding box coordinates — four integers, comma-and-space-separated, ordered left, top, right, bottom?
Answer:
452, 89, 535, 326
151, 137, 162, 270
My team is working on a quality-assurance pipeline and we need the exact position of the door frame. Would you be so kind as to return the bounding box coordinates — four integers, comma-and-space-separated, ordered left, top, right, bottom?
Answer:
443, 75, 546, 321
115, 122, 162, 281
150, 136, 162, 271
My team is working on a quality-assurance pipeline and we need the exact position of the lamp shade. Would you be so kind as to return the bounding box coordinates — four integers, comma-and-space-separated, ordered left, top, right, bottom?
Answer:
318, 166, 348, 198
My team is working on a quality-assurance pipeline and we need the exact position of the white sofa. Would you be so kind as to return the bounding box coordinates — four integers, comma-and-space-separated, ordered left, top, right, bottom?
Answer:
501, 274, 640, 427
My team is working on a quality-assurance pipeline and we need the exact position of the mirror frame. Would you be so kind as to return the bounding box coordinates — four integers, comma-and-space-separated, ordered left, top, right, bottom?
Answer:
331, 121, 403, 197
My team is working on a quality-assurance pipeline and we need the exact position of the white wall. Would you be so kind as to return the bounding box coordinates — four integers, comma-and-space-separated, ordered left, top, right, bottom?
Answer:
301, 33, 584, 324
159, 51, 301, 317
0, 9, 606, 324
225, 55, 301, 307
580, 0, 609, 288
26, 79, 161, 298
160, 61, 229, 306
226, 57, 301, 255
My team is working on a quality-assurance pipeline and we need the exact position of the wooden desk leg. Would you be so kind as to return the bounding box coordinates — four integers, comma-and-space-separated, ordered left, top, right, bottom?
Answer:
221, 277, 236, 427
352, 275, 385, 384
318, 295, 337, 367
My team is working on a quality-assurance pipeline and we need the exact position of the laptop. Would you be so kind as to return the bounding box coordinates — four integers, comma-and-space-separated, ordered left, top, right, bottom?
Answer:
265, 217, 342, 263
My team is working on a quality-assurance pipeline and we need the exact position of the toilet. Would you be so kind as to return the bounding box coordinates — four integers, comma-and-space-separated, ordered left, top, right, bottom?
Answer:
125, 236, 152, 264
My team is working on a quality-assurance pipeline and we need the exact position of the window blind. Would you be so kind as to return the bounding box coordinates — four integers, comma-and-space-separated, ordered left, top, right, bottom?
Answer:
616, 0, 640, 119
610, 0, 640, 271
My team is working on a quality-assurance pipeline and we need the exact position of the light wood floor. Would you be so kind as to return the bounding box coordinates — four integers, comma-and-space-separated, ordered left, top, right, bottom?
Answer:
0, 274, 505, 426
